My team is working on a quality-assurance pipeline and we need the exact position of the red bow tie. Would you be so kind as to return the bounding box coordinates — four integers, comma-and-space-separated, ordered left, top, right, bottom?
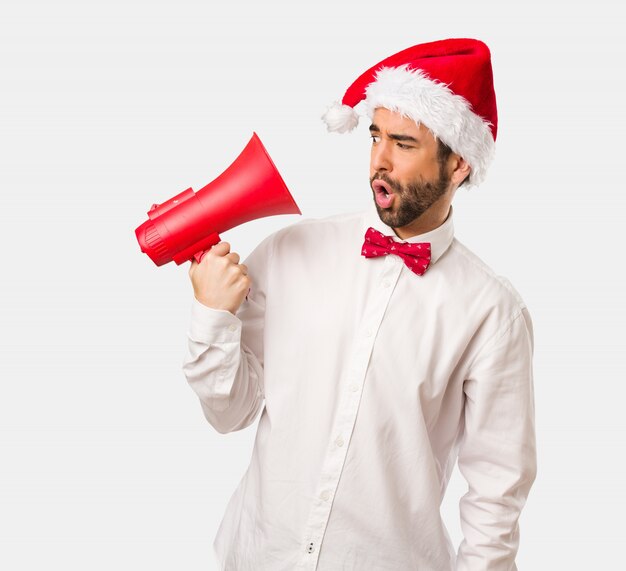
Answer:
361, 227, 432, 276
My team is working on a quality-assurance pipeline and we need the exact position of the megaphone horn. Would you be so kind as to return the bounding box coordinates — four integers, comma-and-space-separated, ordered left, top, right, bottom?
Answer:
135, 133, 301, 266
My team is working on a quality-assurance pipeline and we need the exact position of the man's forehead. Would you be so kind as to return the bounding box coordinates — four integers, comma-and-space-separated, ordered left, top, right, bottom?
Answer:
370, 108, 434, 139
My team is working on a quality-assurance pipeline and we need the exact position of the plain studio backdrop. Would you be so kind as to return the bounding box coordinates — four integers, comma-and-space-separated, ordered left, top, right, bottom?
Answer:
1, 1, 624, 569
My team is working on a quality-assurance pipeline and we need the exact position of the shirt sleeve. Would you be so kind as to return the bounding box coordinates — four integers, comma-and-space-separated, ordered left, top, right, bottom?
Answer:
181, 233, 274, 434
456, 307, 537, 571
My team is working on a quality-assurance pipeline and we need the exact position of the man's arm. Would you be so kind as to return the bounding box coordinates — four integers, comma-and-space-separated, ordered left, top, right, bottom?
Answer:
456, 307, 537, 570
182, 235, 273, 434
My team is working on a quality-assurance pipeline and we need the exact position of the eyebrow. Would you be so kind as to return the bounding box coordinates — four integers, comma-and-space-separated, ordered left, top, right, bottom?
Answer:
369, 123, 419, 144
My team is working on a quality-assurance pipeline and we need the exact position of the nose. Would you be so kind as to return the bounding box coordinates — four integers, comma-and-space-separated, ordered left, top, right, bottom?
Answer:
371, 140, 392, 173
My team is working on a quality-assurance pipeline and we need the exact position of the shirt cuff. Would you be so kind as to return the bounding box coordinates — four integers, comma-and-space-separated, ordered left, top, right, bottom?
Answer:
188, 298, 242, 345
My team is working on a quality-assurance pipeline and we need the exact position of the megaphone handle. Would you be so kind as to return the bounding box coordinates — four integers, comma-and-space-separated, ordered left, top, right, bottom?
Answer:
193, 250, 206, 264
173, 232, 223, 265
193, 234, 222, 263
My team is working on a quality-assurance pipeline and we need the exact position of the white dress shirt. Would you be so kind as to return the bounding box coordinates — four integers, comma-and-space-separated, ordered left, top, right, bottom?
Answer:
183, 202, 536, 571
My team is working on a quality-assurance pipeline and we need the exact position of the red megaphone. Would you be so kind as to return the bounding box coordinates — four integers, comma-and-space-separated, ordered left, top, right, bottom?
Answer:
135, 132, 301, 266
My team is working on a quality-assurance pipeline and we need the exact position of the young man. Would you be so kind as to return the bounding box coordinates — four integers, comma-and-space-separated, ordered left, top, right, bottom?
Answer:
184, 38, 536, 570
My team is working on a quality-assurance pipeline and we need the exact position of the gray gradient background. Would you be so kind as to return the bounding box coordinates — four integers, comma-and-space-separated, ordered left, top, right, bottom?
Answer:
1, 1, 624, 569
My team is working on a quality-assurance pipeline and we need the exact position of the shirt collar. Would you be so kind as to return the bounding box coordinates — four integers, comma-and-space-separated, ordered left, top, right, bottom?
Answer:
362, 200, 455, 265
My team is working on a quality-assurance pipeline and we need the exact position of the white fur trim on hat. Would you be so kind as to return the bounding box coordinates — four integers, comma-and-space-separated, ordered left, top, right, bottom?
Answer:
364, 65, 495, 187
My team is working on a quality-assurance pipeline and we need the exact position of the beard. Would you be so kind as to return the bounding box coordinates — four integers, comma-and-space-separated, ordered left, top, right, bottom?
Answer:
370, 168, 451, 229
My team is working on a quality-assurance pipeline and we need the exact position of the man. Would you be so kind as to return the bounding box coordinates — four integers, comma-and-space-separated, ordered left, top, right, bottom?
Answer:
184, 38, 536, 570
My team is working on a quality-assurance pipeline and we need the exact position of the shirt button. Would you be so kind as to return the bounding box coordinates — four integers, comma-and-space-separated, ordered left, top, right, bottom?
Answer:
307, 542, 315, 553
335, 436, 344, 447
349, 384, 359, 392
320, 490, 330, 501
383, 280, 391, 288
228, 324, 237, 332
365, 329, 373, 337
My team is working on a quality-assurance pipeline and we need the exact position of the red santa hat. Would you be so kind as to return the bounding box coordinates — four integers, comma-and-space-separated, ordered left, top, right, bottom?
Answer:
322, 38, 498, 186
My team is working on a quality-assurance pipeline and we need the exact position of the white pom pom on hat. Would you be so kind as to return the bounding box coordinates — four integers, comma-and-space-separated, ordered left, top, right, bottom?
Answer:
321, 38, 498, 187
321, 101, 360, 134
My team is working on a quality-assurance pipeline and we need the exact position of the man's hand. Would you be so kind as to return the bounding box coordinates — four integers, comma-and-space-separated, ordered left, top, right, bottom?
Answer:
188, 241, 251, 315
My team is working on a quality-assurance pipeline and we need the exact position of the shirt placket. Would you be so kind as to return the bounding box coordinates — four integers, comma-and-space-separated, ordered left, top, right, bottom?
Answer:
297, 254, 404, 570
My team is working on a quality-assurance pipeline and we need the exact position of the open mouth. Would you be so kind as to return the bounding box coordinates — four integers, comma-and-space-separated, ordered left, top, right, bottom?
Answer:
372, 179, 395, 208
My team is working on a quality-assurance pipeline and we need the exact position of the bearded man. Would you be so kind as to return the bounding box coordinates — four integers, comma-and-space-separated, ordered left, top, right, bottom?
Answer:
184, 38, 537, 571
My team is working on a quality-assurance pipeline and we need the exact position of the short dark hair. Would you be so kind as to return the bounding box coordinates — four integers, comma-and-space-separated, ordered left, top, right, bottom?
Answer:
437, 139, 469, 187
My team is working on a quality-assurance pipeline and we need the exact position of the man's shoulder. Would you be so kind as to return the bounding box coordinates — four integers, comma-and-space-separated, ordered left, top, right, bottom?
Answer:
447, 237, 528, 313
271, 208, 365, 245
244, 208, 365, 270
282, 208, 364, 231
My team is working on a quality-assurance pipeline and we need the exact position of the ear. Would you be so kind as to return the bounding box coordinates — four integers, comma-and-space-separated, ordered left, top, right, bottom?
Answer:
450, 155, 471, 187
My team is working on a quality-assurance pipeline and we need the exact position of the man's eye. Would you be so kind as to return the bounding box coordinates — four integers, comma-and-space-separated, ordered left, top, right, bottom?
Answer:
397, 142, 412, 150
370, 135, 380, 143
